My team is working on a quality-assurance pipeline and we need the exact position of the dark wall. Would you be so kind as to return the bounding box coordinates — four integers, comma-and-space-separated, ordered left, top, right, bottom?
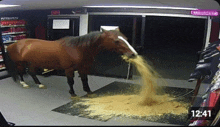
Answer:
0, 9, 76, 39
144, 16, 205, 51
143, 16, 206, 80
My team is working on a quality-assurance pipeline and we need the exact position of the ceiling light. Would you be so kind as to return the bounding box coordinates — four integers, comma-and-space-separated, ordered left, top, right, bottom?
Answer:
83, 6, 198, 10
0, 4, 20, 8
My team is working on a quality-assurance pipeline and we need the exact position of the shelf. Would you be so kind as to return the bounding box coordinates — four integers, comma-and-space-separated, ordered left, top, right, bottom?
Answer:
3, 40, 17, 44
1, 17, 18, 20
0, 25, 25, 28
0, 67, 6, 71
0, 18, 26, 77
2, 31, 26, 35
0, 69, 10, 80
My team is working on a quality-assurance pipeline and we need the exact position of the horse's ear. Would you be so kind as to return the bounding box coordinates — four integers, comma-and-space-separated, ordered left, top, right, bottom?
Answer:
101, 28, 107, 33
115, 28, 120, 31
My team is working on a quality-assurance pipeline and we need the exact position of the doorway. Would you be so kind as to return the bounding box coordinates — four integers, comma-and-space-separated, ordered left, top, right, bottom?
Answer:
88, 15, 142, 79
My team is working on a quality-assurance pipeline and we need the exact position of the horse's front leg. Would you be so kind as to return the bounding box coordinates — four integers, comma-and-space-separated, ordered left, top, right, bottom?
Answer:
65, 68, 77, 97
79, 73, 92, 94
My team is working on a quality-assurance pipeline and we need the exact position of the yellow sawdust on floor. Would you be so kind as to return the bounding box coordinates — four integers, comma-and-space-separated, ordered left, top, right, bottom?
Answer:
73, 55, 188, 120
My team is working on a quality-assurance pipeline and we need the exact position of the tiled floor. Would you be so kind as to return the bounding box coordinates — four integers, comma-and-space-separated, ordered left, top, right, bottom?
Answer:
0, 72, 210, 126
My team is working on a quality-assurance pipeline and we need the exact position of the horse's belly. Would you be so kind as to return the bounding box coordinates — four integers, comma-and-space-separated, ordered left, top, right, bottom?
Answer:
25, 51, 75, 70
27, 56, 60, 69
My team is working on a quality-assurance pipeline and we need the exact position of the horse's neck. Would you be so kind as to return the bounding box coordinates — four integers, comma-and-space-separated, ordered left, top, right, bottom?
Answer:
83, 37, 103, 57
59, 33, 103, 59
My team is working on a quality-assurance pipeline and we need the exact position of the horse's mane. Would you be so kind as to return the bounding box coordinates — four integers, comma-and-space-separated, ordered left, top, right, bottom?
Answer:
57, 31, 102, 47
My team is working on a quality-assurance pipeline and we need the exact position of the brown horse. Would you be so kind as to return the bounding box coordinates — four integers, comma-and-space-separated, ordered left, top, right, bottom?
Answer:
5, 28, 138, 97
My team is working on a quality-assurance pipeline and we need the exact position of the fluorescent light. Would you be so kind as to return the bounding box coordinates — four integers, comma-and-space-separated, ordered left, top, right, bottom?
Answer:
100, 26, 119, 31
0, 4, 20, 8
83, 6, 198, 10
89, 12, 207, 19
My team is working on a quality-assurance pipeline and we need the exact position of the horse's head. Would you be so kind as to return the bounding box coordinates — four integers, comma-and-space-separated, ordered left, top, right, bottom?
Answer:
100, 28, 138, 58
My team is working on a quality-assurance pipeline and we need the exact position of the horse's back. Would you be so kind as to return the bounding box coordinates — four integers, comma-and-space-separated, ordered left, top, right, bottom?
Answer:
7, 39, 59, 60
7, 38, 72, 69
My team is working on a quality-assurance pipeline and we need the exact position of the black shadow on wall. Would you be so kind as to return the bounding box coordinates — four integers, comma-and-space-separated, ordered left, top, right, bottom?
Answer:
143, 16, 206, 80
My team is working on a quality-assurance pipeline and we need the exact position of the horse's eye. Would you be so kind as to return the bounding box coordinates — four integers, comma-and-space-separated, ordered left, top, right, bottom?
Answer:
115, 40, 120, 44
115, 39, 120, 44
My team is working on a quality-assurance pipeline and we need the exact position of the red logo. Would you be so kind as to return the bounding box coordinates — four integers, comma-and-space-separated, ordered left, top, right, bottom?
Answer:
51, 10, 60, 15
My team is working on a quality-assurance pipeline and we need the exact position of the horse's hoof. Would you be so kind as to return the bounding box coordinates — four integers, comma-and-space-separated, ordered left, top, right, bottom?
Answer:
20, 81, 30, 89
70, 94, 78, 99
70, 95, 80, 100
23, 85, 30, 89
71, 94, 77, 97
87, 91, 93, 94
86, 92, 97, 98
39, 84, 47, 89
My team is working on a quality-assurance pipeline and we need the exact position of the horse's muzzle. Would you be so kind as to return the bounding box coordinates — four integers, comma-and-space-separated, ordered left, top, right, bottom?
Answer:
128, 54, 138, 59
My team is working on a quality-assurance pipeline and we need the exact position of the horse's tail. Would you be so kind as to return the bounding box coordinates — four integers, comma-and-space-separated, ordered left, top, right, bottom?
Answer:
4, 52, 19, 81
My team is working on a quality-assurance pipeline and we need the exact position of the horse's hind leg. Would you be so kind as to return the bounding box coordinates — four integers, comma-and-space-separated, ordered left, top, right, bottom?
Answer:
79, 73, 92, 94
67, 76, 77, 97
17, 65, 30, 88
28, 68, 46, 89
65, 68, 77, 97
